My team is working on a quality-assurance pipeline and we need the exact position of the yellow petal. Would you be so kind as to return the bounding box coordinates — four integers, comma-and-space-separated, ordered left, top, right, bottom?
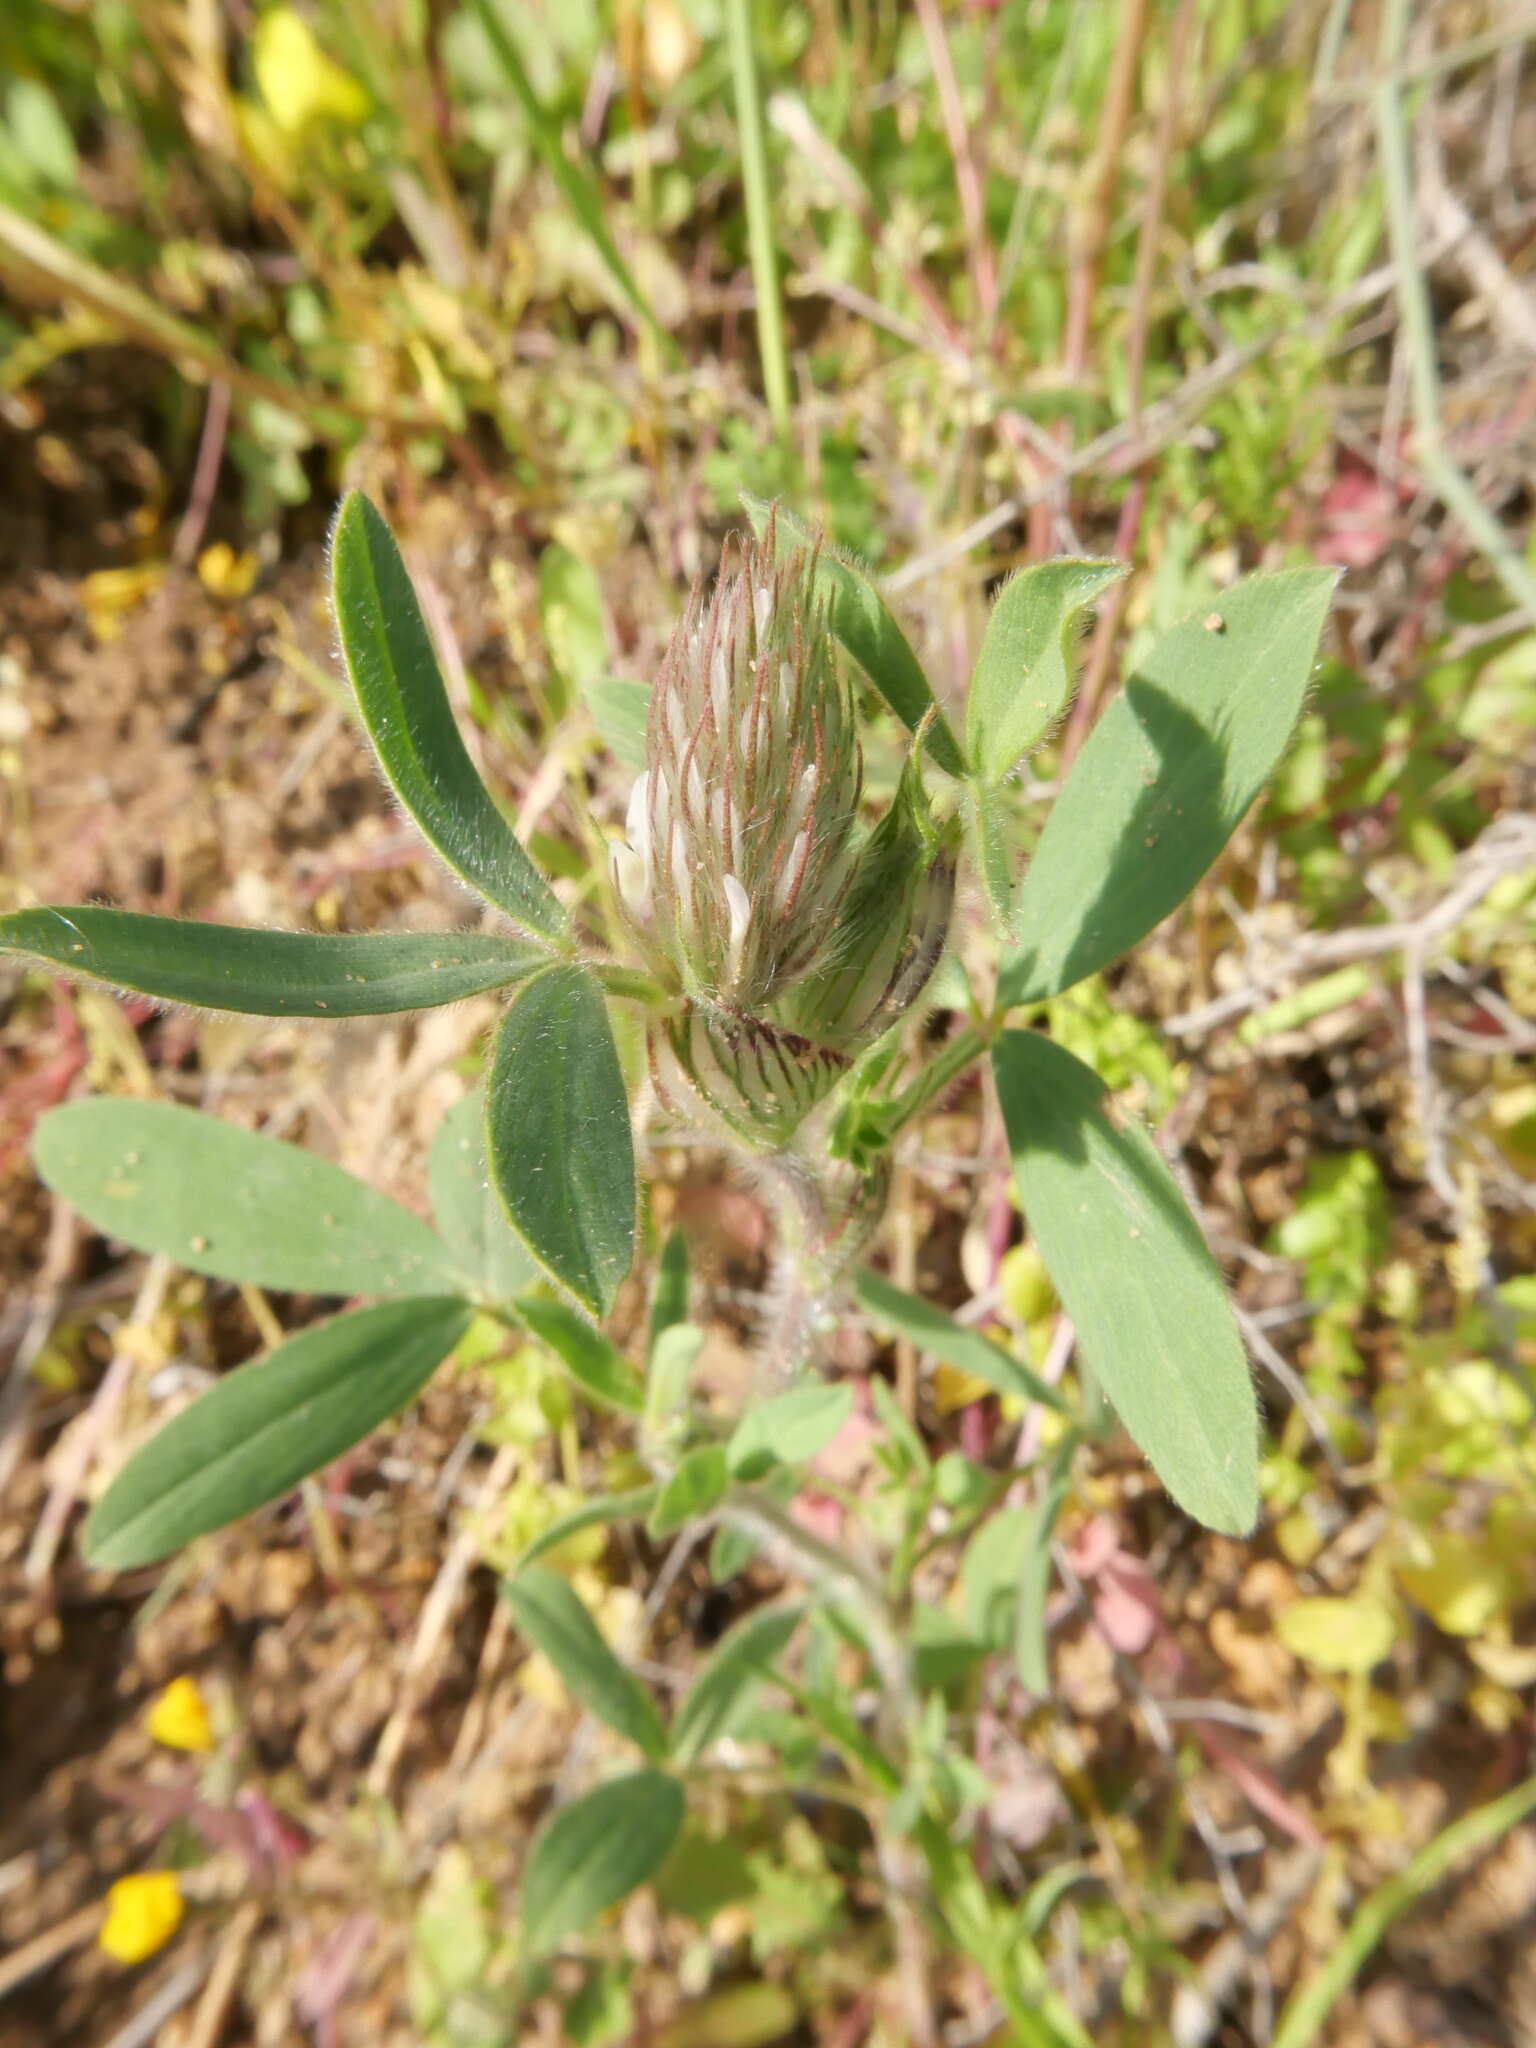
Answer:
196, 542, 259, 600
147, 1675, 214, 1753
932, 1362, 992, 1415
253, 8, 369, 137
80, 564, 164, 643
99, 1872, 184, 1964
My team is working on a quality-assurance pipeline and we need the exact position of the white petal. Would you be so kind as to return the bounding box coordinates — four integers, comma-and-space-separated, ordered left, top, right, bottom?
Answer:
774, 831, 809, 916
624, 771, 652, 871
610, 843, 650, 918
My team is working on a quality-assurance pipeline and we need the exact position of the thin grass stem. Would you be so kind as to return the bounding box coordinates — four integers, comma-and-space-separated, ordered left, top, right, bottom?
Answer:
726, 0, 793, 446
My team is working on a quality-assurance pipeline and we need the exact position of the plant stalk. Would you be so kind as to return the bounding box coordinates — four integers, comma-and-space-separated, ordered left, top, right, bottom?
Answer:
725, 0, 793, 446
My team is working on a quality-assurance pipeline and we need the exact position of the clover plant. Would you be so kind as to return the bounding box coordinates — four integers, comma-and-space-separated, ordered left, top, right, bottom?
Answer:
5, 491, 1333, 2010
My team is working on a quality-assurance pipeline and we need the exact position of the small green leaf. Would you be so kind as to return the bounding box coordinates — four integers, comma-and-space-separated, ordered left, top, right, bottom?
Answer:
502, 1568, 668, 1758
0, 908, 546, 1017
521, 1772, 685, 1958
999, 568, 1337, 1003
909, 1604, 987, 1693
744, 497, 966, 776
708, 1469, 797, 1583
515, 1295, 644, 1413
789, 1684, 901, 1795
993, 1030, 1258, 1533
726, 1381, 853, 1481
960, 1507, 1033, 1650
85, 1298, 472, 1569
331, 491, 567, 942
648, 1229, 690, 1351
585, 677, 651, 771
540, 545, 609, 690
645, 1322, 702, 1435
487, 965, 635, 1316
966, 558, 1124, 781
852, 1270, 1066, 1411
515, 1486, 659, 1571
7, 78, 78, 188
671, 1603, 803, 1764
649, 1446, 729, 1538
1016, 1436, 1076, 1693
870, 1374, 928, 1475
428, 1089, 539, 1303
36, 1098, 456, 1299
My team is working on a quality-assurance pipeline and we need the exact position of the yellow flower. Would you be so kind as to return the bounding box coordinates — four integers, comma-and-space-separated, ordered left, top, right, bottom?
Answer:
147, 1675, 215, 1753
80, 564, 164, 643
99, 1872, 183, 1964
253, 8, 369, 137
196, 543, 259, 601
932, 1362, 993, 1415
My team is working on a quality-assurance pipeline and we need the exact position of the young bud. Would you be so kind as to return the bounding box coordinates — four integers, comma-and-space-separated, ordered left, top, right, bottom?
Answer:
613, 517, 861, 1013
776, 745, 956, 1056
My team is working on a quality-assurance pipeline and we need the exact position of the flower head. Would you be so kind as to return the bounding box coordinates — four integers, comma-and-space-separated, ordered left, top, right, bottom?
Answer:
146, 1675, 214, 1754
614, 516, 861, 1013
99, 1872, 183, 1965
616, 513, 955, 1149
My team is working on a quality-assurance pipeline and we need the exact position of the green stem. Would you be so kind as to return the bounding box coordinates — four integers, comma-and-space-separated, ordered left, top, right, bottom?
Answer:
725, 0, 793, 446
586, 959, 666, 1006
1374, 0, 1536, 621
1271, 1772, 1536, 2048
468, 0, 669, 351
883, 1020, 993, 1136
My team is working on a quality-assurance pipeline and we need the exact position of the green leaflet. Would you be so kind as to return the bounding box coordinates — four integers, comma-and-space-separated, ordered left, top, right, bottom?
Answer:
502, 1568, 668, 1760
726, 1382, 853, 1481
85, 1297, 473, 1569
521, 1771, 685, 1958
999, 568, 1337, 1003
584, 677, 651, 771
993, 1030, 1258, 1534
649, 1446, 729, 1537
513, 1487, 659, 1572
515, 1295, 645, 1414
965, 558, 1125, 781
644, 1322, 703, 1436
487, 964, 636, 1318
35, 1098, 458, 1299
647, 1229, 691, 1351
670, 1602, 803, 1764
853, 1269, 1066, 1412
331, 491, 567, 943
0, 908, 545, 1017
